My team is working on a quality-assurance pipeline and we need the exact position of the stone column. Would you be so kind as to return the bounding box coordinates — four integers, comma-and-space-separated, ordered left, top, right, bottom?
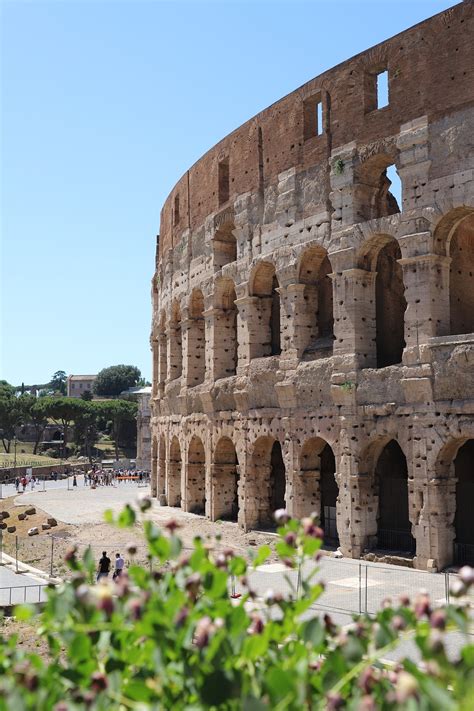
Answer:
399, 253, 451, 358
332, 268, 377, 369
337, 446, 378, 558
158, 333, 167, 395
234, 295, 263, 369
278, 283, 316, 362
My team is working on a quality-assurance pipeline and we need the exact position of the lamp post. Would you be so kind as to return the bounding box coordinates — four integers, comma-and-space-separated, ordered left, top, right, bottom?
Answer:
13, 436, 17, 470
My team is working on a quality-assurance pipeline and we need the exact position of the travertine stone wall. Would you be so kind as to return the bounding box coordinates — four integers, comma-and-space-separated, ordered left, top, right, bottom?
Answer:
151, 1, 474, 571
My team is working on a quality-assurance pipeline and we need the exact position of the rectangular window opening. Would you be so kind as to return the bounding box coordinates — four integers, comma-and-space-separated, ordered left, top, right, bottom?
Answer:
218, 157, 230, 205
304, 93, 323, 140
376, 70, 389, 109
174, 195, 180, 226
316, 101, 323, 135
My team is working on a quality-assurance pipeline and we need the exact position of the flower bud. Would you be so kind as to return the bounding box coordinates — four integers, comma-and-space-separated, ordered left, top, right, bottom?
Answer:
165, 519, 181, 533
459, 566, 474, 587
284, 531, 297, 547
392, 615, 406, 631
326, 691, 344, 710
175, 606, 189, 628
450, 578, 467, 598
395, 672, 418, 703
430, 609, 446, 630
96, 584, 114, 617
126, 542, 137, 556
91, 672, 108, 694
247, 613, 264, 635
138, 494, 152, 512
274, 509, 290, 525
195, 616, 213, 649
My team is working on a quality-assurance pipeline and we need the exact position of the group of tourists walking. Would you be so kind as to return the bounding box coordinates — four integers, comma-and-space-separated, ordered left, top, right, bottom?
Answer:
96, 551, 125, 582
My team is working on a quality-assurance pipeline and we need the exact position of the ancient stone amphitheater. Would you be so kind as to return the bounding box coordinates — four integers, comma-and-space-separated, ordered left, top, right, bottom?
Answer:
151, 1, 474, 571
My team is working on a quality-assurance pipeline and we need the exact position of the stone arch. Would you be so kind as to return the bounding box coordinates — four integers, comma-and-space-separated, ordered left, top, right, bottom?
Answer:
354, 152, 401, 223
186, 435, 206, 514
168, 436, 182, 507
214, 277, 238, 377
298, 246, 334, 358
247, 435, 286, 528
169, 301, 182, 380
295, 437, 339, 544
373, 439, 415, 554
213, 221, 237, 270
446, 212, 474, 336
211, 436, 239, 521
435, 436, 474, 566
358, 234, 406, 367
453, 439, 474, 564
187, 289, 206, 386
250, 261, 281, 357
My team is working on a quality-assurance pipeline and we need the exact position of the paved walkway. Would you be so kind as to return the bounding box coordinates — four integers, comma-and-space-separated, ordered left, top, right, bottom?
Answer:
12, 476, 150, 525
0, 560, 50, 606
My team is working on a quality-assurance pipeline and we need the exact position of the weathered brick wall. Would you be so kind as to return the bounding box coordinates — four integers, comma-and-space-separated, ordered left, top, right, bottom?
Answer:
151, 1, 474, 572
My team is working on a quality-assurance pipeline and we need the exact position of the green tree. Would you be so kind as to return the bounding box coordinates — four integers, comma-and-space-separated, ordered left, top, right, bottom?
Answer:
0, 388, 22, 453
0, 508, 473, 709
99, 399, 137, 460
74, 401, 100, 462
19, 394, 49, 454
40, 397, 85, 458
81, 390, 93, 401
94, 365, 141, 397
49, 370, 67, 395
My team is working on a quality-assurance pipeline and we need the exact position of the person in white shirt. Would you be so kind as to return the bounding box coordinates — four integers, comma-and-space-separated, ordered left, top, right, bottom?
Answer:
113, 553, 125, 579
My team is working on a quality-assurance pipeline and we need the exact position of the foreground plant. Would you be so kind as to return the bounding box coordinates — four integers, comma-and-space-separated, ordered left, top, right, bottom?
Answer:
0, 504, 473, 710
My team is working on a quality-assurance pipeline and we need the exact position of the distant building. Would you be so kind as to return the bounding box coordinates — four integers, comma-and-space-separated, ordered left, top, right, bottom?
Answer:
67, 374, 97, 398
120, 386, 152, 473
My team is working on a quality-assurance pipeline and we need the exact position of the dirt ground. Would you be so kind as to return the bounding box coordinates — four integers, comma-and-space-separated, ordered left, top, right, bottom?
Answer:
0, 494, 281, 658
1, 494, 281, 579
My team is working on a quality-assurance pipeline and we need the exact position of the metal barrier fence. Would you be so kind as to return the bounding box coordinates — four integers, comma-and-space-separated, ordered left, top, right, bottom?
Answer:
0, 584, 51, 607
241, 555, 473, 629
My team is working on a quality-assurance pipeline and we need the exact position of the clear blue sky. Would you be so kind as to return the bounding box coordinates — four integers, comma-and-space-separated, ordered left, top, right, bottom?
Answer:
1, 0, 455, 386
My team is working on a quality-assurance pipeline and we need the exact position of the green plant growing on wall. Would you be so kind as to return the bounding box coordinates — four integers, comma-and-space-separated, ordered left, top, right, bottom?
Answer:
333, 158, 345, 175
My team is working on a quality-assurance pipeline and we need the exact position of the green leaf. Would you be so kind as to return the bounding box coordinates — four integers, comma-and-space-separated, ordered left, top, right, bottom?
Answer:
117, 504, 136, 528
302, 617, 324, 647
14, 605, 34, 622
253, 545, 272, 567
103, 509, 114, 524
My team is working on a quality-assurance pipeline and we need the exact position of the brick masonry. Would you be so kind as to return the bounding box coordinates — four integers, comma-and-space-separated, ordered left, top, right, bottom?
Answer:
150, 1, 474, 571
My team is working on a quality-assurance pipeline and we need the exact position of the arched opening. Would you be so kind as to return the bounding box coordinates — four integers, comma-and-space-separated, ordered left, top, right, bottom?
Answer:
249, 436, 286, 528
169, 302, 182, 380
215, 278, 238, 378
298, 247, 334, 358
187, 289, 206, 386
187, 436, 206, 514
297, 438, 338, 544
212, 437, 239, 521
449, 214, 474, 336
158, 435, 166, 502
354, 154, 401, 222
359, 235, 406, 368
213, 221, 237, 270
320, 444, 338, 545
251, 262, 281, 358
375, 440, 415, 554
454, 439, 474, 564
168, 436, 182, 508
270, 441, 286, 514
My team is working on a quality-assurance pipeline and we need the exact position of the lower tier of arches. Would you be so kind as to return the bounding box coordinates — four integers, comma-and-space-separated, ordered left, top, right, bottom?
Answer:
151, 414, 474, 571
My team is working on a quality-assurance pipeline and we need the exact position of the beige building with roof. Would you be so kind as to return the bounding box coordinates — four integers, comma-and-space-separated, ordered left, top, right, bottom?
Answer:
67, 374, 97, 398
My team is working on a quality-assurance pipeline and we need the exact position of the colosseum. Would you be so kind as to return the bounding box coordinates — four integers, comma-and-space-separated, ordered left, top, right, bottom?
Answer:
151, 1, 474, 571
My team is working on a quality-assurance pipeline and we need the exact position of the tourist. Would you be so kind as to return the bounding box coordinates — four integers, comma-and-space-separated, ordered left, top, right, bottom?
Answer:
96, 552, 111, 582
113, 552, 125, 579
73, 475, 77, 487
14, 477, 19, 492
